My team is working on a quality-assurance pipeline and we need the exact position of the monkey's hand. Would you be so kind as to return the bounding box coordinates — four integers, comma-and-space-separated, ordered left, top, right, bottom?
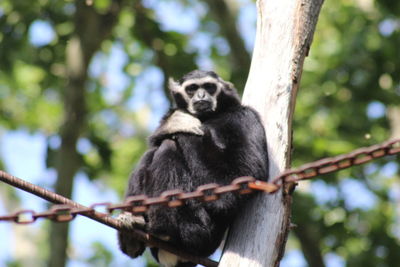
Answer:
117, 212, 146, 230
158, 110, 204, 136
117, 212, 146, 258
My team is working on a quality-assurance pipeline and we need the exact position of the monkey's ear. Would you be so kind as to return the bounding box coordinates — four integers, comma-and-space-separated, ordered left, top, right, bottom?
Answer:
220, 78, 235, 91
219, 78, 241, 103
168, 78, 180, 93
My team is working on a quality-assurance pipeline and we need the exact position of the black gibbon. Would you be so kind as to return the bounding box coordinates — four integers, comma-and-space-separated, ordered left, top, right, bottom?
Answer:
118, 70, 269, 267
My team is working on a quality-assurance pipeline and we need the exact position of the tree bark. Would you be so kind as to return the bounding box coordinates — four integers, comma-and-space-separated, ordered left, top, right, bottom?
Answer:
388, 107, 400, 139
219, 0, 324, 266
48, 2, 121, 267
48, 35, 88, 267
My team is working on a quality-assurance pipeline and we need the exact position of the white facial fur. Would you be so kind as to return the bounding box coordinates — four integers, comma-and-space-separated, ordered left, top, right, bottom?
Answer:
168, 76, 223, 114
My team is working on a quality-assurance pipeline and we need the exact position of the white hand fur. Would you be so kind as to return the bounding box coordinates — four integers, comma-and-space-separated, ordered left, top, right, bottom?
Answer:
117, 212, 146, 230
159, 110, 204, 136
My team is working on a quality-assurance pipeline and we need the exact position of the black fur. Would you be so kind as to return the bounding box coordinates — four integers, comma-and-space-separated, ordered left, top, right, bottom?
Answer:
118, 70, 269, 266
178, 70, 219, 84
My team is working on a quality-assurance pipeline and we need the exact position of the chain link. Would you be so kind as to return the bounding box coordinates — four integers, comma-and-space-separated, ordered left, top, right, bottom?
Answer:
273, 138, 400, 184
1, 138, 399, 226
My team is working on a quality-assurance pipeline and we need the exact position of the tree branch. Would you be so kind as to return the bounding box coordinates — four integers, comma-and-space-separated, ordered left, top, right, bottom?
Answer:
293, 223, 326, 267
202, 0, 251, 90
219, 0, 324, 266
132, 1, 197, 99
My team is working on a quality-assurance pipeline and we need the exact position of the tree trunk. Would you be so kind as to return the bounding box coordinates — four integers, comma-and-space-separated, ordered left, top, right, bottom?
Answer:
48, 2, 121, 267
48, 36, 88, 267
294, 222, 326, 267
388, 107, 400, 139
219, 0, 324, 266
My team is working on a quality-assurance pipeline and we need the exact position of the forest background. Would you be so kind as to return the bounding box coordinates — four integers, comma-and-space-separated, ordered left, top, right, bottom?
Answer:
0, 0, 399, 267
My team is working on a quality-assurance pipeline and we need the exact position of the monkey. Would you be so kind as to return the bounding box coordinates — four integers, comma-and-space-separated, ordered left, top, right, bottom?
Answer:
118, 70, 269, 267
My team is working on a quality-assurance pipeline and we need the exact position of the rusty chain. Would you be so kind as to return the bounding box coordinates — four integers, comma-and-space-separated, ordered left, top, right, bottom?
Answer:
0, 170, 219, 267
0, 176, 265, 225
1, 138, 399, 225
272, 138, 400, 184
0, 138, 399, 267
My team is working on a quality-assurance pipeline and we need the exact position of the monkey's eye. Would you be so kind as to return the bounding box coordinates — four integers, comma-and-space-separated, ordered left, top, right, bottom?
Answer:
185, 84, 199, 94
203, 83, 217, 94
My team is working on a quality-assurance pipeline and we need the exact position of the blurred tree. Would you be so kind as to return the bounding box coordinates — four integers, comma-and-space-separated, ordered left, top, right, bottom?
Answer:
201, 0, 251, 90
48, 2, 123, 267
291, 0, 400, 266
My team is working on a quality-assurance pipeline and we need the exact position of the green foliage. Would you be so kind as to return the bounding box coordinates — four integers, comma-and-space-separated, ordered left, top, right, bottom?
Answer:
87, 241, 113, 267
144, 250, 159, 267
291, 0, 400, 265
6, 260, 22, 267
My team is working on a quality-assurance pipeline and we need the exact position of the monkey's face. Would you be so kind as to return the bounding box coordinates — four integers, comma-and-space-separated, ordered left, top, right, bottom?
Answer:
183, 80, 220, 115
169, 76, 222, 116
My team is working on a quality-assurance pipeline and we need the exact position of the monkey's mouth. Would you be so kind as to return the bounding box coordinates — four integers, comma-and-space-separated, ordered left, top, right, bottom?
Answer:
193, 100, 213, 113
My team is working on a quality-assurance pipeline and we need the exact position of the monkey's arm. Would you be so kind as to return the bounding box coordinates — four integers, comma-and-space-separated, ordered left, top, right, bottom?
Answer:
203, 107, 269, 213
150, 110, 204, 146
220, 107, 268, 180
118, 148, 159, 259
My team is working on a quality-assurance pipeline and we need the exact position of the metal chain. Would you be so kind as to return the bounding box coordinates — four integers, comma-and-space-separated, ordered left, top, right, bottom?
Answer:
1, 138, 399, 225
0, 171, 219, 267
0, 176, 267, 224
0, 138, 399, 267
272, 138, 400, 184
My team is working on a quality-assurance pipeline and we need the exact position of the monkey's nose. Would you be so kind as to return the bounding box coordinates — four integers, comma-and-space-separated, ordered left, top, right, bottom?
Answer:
197, 89, 206, 99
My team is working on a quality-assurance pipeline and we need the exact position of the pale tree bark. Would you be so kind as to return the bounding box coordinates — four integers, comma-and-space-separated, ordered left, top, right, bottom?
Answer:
219, 0, 324, 266
387, 106, 400, 243
48, 1, 122, 267
388, 107, 400, 139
